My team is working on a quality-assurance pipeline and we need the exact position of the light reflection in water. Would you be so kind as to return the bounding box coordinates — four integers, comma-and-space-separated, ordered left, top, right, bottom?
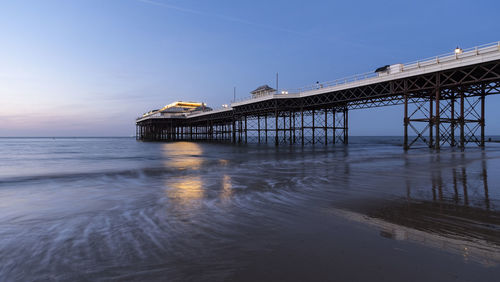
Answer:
167, 176, 204, 206
221, 174, 233, 200
162, 142, 205, 206
162, 142, 204, 170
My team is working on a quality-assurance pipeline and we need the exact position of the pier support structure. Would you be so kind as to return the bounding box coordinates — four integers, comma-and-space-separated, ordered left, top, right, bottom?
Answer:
136, 106, 349, 146
403, 85, 488, 150
229, 107, 348, 146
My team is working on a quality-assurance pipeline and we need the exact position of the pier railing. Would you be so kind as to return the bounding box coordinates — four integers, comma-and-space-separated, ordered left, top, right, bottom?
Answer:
231, 41, 500, 105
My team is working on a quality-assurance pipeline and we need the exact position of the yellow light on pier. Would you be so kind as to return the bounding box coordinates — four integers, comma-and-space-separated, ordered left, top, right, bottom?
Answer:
161, 101, 203, 111
454, 47, 463, 55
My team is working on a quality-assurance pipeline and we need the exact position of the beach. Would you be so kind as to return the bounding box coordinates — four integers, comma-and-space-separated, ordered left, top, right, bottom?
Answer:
0, 137, 499, 281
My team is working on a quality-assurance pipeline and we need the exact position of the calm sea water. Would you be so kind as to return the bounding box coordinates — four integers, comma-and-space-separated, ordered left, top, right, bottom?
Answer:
0, 137, 499, 281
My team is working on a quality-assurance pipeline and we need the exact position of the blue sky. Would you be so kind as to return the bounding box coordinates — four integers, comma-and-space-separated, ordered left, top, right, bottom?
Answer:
1, 0, 499, 136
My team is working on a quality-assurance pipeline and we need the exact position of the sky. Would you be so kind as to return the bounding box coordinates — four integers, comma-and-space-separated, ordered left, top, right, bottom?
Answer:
1, 0, 500, 137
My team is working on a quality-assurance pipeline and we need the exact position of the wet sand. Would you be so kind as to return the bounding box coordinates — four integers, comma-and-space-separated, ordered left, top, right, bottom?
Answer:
0, 137, 499, 281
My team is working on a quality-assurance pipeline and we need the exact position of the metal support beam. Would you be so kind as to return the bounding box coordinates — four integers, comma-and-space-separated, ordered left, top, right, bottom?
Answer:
283, 112, 288, 144
451, 94, 455, 147
244, 115, 248, 144
257, 115, 261, 143
460, 89, 465, 150
332, 108, 336, 144
324, 108, 328, 145
481, 84, 486, 147
429, 93, 434, 148
275, 109, 279, 146
232, 117, 236, 144
344, 107, 349, 144
265, 114, 268, 143
435, 86, 440, 150
404, 93, 408, 150
301, 108, 304, 146
312, 109, 315, 144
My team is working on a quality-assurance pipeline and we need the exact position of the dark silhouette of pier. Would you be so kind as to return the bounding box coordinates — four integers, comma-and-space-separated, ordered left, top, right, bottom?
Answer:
136, 42, 500, 150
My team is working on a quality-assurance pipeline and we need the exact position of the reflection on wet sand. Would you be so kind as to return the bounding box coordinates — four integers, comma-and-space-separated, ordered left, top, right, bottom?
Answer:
167, 176, 204, 206
337, 152, 499, 266
332, 208, 500, 267
221, 175, 233, 200
162, 142, 204, 170
162, 143, 234, 206
163, 142, 205, 206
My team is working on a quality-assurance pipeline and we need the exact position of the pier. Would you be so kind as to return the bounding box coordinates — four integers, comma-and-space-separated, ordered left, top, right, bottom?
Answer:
136, 42, 500, 150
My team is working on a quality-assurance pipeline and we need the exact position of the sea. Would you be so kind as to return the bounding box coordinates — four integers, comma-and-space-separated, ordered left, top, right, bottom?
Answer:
0, 137, 499, 281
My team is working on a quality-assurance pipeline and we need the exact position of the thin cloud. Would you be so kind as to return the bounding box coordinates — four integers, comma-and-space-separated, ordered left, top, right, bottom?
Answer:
137, 0, 365, 48
137, 0, 312, 37
138, 0, 205, 16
